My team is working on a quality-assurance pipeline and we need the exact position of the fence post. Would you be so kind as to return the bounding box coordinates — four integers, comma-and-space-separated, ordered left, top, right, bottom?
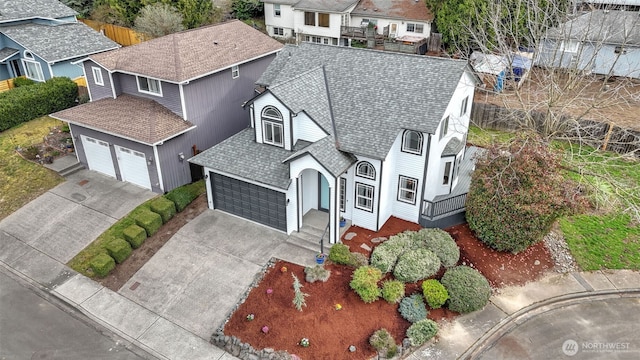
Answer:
601, 122, 614, 151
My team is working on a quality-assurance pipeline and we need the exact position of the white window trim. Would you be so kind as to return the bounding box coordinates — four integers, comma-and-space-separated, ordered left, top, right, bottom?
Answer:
263, 120, 283, 146
136, 76, 163, 97
398, 175, 418, 204
443, 161, 452, 185
355, 161, 375, 179
460, 96, 468, 117
355, 182, 374, 212
232, 65, 239, 79
339, 177, 346, 212
407, 23, 423, 33
273, 27, 284, 36
402, 130, 423, 154
92, 66, 104, 86
440, 116, 449, 140
22, 52, 44, 82
274, 4, 281, 17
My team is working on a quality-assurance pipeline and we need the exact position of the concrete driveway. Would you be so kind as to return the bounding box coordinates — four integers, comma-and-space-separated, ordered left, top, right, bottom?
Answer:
0, 170, 155, 266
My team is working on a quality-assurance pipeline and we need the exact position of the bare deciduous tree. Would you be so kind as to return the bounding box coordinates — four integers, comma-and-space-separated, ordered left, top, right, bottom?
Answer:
134, 3, 184, 39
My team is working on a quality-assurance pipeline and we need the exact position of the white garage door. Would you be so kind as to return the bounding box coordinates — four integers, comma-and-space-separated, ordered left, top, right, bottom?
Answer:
116, 146, 151, 190
81, 135, 115, 178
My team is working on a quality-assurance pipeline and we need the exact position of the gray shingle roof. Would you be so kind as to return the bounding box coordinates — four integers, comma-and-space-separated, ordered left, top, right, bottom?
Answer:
0, 0, 77, 22
263, 43, 472, 159
269, 67, 333, 134
0, 47, 19, 62
90, 20, 283, 83
190, 128, 292, 189
1, 22, 119, 63
442, 137, 463, 156
546, 10, 640, 46
51, 94, 194, 145
294, 0, 358, 12
284, 135, 356, 177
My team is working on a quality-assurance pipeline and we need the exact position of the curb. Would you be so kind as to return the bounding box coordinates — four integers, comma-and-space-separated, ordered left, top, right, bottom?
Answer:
459, 288, 640, 359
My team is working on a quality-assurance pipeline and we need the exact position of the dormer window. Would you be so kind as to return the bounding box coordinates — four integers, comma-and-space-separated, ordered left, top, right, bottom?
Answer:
137, 76, 162, 96
262, 106, 283, 147
356, 161, 375, 179
402, 130, 422, 155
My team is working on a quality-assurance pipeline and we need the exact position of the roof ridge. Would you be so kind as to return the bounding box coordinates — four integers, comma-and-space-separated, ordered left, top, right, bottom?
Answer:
269, 65, 324, 88
172, 32, 182, 82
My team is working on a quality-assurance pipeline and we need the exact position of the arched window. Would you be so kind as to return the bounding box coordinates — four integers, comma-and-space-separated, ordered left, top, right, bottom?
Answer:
22, 51, 44, 82
262, 106, 284, 146
402, 130, 422, 155
356, 161, 375, 179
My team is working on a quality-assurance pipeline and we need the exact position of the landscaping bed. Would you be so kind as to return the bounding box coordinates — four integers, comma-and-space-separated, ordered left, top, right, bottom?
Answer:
223, 217, 555, 359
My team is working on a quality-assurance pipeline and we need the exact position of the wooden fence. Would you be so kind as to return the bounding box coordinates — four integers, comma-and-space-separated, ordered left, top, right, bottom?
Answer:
471, 102, 640, 157
80, 19, 145, 46
0, 77, 18, 93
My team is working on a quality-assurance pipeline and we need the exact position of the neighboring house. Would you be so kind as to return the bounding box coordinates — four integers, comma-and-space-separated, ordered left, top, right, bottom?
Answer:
51, 21, 283, 193
0, 0, 118, 82
262, 0, 433, 49
573, 0, 640, 11
190, 43, 479, 244
537, 10, 640, 79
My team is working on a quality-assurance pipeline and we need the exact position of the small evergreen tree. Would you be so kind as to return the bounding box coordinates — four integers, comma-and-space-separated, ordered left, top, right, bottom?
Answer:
292, 274, 309, 311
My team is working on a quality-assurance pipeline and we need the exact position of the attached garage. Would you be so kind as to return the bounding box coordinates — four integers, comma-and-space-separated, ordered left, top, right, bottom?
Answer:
81, 135, 116, 178
211, 173, 287, 231
115, 146, 151, 190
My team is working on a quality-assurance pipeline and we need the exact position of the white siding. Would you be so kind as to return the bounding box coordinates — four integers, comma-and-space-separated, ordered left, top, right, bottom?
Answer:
350, 16, 431, 39
424, 71, 476, 200
294, 11, 344, 40
293, 112, 327, 144
286, 180, 298, 234
264, 3, 296, 38
301, 169, 317, 215
252, 93, 293, 150
348, 155, 381, 232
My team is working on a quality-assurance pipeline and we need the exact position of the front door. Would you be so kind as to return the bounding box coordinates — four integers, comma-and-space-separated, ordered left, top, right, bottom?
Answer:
319, 174, 329, 211
10, 60, 23, 77
389, 23, 398, 37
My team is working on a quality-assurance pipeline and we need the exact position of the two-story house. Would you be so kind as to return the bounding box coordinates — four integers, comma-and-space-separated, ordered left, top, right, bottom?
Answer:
0, 0, 118, 82
190, 43, 479, 245
51, 20, 282, 193
262, 0, 433, 49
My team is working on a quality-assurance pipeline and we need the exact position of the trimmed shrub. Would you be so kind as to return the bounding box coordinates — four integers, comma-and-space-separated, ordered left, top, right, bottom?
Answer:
369, 234, 410, 273
150, 196, 176, 223
349, 266, 382, 303
123, 224, 147, 248
89, 253, 115, 278
406, 319, 438, 346
13, 77, 35, 87
369, 329, 398, 358
135, 210, 163, 237
466, 138, 583, 253
329, 243, 352, 264
398, 294, 427, 323
381, 280, 405, 303
105, 238, 132, 264
419, 228, 460, 268
350, 252, 369, 267
441, 266, 491, 314
422, 279, 448, 309
393, 248, 441, 283
165, 183, 200, 212
304, 265, 330, 283
0, 77, 78, 131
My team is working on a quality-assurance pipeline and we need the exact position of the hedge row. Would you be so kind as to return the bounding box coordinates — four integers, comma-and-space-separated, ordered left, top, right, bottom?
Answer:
0, 77, 78, 131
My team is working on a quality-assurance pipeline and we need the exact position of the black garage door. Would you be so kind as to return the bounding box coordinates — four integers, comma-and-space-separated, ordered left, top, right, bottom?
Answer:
211, 173, 287, 231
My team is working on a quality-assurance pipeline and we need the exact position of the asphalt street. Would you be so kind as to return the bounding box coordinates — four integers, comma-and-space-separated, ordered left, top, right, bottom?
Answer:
0, 268, 149, 360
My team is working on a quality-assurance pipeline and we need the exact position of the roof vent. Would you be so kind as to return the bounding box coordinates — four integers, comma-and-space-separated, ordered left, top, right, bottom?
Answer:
374, 8, 378, 11
213, 41, 218, 45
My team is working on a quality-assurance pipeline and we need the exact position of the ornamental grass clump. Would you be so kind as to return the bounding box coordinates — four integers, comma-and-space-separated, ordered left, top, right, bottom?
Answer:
393, 248, 441, 283
398, 294, 428, 323
441, 266, 491, 313
421, 279, 448, 309
369, 328, 398, 358
304, 265, 331, 283
418, 228, 460, 268
349, 266, 382, 303
406, 319, 438, 346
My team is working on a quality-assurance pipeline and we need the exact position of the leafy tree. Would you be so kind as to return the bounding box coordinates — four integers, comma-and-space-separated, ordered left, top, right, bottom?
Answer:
231, 0, 263, 20
134, 3, 184, 39
92, 0, 219, 29
60, 0, 95, 18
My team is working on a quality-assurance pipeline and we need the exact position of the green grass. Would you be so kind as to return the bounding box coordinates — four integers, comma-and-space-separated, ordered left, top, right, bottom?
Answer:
468, 125, 640, 270
559, 214, 640, 270
67, 180, 205, 277
0, 116, 65, 220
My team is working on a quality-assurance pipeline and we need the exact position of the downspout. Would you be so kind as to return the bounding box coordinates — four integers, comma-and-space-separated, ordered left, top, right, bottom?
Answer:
153, 145, 165, 192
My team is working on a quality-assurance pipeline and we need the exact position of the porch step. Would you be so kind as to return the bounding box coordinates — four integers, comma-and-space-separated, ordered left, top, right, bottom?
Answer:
287, 225, 333, 255
58, 161, 85, 177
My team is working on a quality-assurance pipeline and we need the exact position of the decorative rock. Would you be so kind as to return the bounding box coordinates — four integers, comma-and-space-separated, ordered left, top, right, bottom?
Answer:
344, 232, 357, 240
371, 237, 387, 243
360, 243, 372, 251
534, 260, 541, 266
349, 345, 356, 352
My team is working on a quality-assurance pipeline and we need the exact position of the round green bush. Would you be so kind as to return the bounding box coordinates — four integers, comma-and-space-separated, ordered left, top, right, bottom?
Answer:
406, 319, 438, 346
421, 279, 448, 309
349, 266, 382, 303
370, 234, 410, 273
329, 243, 352, 264
398, 294, 427, 323
369, 328, 397, 357
381, 280, 405, 303
419, 228, 460, 268
393, 248, 441, 283
441, 266, 491, 314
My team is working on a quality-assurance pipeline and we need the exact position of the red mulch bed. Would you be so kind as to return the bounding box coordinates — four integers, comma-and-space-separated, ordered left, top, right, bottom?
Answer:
224, 217, 554, 359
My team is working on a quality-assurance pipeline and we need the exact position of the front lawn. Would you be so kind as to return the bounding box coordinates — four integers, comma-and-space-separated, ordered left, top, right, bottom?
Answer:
0, 116, 64, 220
